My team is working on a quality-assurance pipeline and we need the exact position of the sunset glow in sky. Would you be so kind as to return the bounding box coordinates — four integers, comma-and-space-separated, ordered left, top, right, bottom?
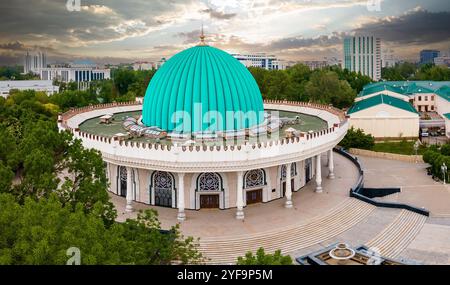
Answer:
0, 0, 449, 64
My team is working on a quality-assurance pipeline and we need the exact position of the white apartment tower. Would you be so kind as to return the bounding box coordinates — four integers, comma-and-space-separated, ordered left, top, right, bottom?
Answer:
343, 36, 381, 81
24, 51, 47, 75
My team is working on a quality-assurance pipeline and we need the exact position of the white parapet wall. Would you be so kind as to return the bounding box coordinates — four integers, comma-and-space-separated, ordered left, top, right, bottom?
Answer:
59, 101, 348, 173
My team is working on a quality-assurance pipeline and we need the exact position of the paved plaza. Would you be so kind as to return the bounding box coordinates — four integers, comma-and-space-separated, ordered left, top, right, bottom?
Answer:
359, 156, 450, 217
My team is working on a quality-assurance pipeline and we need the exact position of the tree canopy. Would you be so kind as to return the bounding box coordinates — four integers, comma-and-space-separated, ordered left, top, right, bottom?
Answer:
0, 89, 202, 265
248, 64, 364, 109
0, 193, 202, 265
382, 62, 450, 81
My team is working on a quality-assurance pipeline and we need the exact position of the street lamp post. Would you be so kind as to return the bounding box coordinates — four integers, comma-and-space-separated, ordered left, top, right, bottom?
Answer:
413, 140, 420, 163
441, 162, 447, 185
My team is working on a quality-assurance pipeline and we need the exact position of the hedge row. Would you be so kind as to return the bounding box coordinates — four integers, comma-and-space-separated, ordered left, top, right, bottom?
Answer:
423, 149, 450, 180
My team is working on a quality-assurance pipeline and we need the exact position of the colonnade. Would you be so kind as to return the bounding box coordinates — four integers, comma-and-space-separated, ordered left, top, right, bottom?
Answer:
117, 148, 336, 221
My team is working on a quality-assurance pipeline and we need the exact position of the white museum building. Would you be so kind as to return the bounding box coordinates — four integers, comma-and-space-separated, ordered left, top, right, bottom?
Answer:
58, 41, 348, 221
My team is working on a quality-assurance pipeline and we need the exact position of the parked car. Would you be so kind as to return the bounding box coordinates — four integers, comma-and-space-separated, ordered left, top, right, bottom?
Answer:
430, 131, 439, 137
420, 128, 429, 137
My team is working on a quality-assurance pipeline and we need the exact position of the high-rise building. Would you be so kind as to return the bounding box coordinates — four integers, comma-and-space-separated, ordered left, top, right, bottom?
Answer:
23, 51, 47, 74
230, 53, 286, 70
420, 50, 440, 65
343, 35, 381, 81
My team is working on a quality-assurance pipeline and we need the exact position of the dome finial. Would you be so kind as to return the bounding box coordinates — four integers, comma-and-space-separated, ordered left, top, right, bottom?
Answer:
199, 23, 207, 46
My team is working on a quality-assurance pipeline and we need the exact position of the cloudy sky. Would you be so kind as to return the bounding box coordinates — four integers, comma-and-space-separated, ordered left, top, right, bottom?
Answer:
0, 0, 449, 65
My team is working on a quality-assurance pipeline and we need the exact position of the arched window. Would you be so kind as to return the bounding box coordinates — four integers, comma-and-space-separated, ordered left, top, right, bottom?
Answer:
197, 172, 222, 191
244, 169, 266, 189
119, 166, 127, 197
152, 171, 174, 208
281, 163, 297, 181
154, 171, 173, 189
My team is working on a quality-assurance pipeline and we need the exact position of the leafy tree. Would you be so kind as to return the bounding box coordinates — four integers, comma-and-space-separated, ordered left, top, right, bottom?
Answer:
339, 127, 375, 150
0, 126, 17, 168
0, 163, 14, 193
0, 86, 203, 266
329, 66, 373, 94
286, 63, 311, 84
0, 193, 202, 265
440, 144, 450, 156
304, 71, 356, 108
237, 248, 293, 265
0, 66, 39, 80
415, 65, 450, 81
382, 62, 417, 81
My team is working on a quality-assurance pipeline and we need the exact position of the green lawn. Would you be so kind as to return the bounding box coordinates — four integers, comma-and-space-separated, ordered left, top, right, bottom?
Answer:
372, 141, 427, 155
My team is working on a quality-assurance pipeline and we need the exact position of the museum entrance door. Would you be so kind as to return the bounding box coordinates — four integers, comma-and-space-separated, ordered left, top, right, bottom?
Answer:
155, 188, 172, 207
120, 180, 127, 197
200, 195, 219, 209
246, 189, 263, 205
305, 159, 312, 183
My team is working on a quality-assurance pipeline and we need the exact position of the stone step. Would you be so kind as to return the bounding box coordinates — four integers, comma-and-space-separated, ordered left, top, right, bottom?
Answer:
365, 210, 427, 259
199, 201, 370, 249
197, 198, 376, 264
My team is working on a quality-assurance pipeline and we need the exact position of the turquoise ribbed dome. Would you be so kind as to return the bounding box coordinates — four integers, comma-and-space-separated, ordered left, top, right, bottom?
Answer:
142, 45, 264, 133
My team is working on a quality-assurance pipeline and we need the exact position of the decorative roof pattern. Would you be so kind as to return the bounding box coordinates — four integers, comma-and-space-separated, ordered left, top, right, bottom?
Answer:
142, 45, 264, 133
348, 94, 419, 115
358, 81, 450, 100
436, 86, 450, 101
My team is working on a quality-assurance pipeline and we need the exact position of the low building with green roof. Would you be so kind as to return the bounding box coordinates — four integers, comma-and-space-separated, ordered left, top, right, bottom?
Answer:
357, 81, 450, 113
348, 94, 419, 140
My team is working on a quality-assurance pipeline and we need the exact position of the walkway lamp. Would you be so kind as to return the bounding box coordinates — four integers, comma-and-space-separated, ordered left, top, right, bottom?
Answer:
413, 140, 420, 163
441, 162, 447, 185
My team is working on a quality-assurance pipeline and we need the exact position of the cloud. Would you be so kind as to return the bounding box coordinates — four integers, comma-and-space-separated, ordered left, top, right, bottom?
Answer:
201, 8, 237, 20
1, 1, 449, 64
0, 41, 26, 51
353, 7, 450, 45
267, 33, 344, 51
0, 0, 198, 48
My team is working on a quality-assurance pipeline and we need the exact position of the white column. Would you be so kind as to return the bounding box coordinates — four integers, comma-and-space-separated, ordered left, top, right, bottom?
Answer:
285, 163, 293, 208
236, 171, 244, 220
177, 173, 186, 221
315, 155, 323, 193
125, 167, 133, 212
328, 149, 335, 179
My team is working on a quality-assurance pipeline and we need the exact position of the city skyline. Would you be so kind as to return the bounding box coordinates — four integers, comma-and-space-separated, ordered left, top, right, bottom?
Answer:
0, 0, 449, 65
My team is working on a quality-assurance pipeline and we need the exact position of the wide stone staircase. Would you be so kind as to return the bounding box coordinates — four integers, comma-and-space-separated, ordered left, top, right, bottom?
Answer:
365, 210, 427, 259
198, 198, 376, 264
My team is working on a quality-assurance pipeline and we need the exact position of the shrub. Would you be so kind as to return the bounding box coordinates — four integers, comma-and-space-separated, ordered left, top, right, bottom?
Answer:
339, 127, 375, 150
237, 248, 293, 265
